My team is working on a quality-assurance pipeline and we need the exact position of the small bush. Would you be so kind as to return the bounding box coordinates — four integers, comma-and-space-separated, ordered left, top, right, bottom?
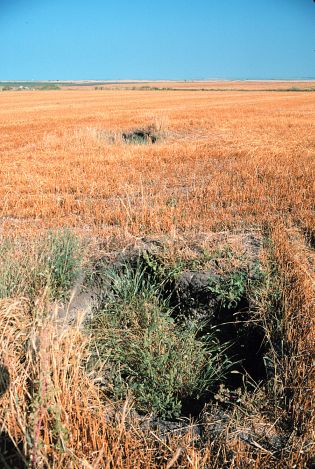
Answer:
207, 269, 248, 309
38, 84, 60, 90
207, 261, 265, 310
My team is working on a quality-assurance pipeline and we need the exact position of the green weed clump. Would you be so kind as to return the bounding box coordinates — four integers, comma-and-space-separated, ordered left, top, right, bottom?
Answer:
89, 258, 231, 419
207, 269, 248, 309
0, 230, 82, 301
206, 258, 265, 310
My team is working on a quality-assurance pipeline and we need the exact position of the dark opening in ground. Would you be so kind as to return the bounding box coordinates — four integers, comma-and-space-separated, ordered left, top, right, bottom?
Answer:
168, 266, 268, 385
89, 247, 269, 420
122, 126, 159, 144
0, 433, 26, 469
303, 227, 315, 249
0, 364, 10, 397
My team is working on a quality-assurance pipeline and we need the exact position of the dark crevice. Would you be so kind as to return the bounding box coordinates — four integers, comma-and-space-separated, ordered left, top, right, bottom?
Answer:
303, 227, 315, 249
0, 366, 27, 468
213, 300, 268, 387
165, 270, 268, 416
0, 364, 10, 397
122, 127, 158, 144
0, 433, 27, 469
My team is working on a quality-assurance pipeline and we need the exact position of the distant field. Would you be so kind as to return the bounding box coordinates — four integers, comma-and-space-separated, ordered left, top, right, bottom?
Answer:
0, 85, 314, 236
92, 79, 315, 91
0, 85, 314, 468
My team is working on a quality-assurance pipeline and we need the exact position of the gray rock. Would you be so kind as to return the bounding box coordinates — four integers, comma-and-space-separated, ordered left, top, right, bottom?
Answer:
174, 270, 219, 319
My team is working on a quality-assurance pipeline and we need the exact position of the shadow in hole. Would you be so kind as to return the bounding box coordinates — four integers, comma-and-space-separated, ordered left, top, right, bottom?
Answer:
214, 298, 268, 388
0, 364, 27, 468
122, 128, 158, 144
0, 364, 10, 397
0, 433, 27, 469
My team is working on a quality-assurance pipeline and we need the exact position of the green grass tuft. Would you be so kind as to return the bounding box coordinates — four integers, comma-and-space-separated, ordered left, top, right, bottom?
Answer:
0, 230, 82, 302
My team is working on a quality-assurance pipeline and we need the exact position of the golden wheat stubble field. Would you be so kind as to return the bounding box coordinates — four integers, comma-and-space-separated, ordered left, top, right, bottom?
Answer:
0, 84, 314, 240
0, 84, 315, 467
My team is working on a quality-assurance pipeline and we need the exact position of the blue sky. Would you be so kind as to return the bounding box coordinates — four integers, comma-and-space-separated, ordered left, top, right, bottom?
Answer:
0, 0, 314, 80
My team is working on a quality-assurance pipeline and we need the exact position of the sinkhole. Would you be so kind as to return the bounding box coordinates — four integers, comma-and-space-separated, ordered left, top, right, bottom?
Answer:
89, 248, 270, 420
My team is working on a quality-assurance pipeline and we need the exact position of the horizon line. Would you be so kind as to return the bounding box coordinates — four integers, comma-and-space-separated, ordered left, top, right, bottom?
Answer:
1, 77, 315, 83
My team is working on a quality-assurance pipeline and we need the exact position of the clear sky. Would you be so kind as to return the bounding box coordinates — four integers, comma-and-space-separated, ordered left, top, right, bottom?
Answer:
0, 0, 314, 80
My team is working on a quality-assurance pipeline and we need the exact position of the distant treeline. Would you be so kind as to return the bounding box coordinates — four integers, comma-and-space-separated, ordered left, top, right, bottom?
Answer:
0, 83, 61, 91
95, 85, 315, 92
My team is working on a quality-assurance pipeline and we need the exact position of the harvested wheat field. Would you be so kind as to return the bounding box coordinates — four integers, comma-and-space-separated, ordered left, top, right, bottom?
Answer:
0, 85, 314, 468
